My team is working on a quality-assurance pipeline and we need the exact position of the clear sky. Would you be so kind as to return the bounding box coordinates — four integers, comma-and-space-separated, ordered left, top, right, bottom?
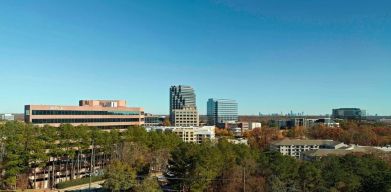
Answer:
1, 0, 390, 115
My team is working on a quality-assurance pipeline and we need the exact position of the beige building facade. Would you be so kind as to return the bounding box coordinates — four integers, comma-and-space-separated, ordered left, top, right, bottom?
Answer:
172, 107, 199, 127
146, 126, 215, 144
25, 100, 144, 128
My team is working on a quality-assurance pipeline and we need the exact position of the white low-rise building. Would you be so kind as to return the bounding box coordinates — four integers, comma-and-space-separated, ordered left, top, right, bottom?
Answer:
227, 138, 248, 145
1, 114, 15, 121
270, 138, 347, 159
249, 122, 262, 130
146, 126, 215, 144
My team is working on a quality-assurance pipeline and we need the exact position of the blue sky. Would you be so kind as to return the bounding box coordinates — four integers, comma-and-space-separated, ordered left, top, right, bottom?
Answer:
0, 0, 390, 115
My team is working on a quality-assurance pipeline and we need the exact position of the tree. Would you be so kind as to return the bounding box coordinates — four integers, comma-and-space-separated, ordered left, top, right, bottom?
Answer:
247, 128, 279, 151
103, 160, 136, 191
190, 142, 224, 191
298, 162, 322, 192
215, 128, 233, 137
0, 121, 38, 189
286, 126, 307, 139
267, 175, 287, 192
134, 176, 162, 192
166, 143, 199, 191
261, 152, 300, 191
317, 156, 361, 192
163, 117, 171, 126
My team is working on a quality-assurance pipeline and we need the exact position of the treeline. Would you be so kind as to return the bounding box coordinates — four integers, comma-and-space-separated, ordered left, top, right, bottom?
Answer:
1, 121, 391, 191
247, 120, 391, 147
166, 141, 391, 192
0, 121, 121, 189
0, 121, 180, 190
104, 126, 391, 191
308, 121, 391, 146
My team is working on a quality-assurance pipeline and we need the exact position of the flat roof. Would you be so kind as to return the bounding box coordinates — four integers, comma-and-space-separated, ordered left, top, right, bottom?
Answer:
271, 138, 343, 146
303, 146, 383, 157
25, 105, 143, 111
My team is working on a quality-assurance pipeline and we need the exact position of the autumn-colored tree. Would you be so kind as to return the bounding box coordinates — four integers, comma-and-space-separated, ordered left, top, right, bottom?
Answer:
215, 128, 233, 137
247, 128, 279, 151
163, 117, 171, 126
286, 126, 306, 139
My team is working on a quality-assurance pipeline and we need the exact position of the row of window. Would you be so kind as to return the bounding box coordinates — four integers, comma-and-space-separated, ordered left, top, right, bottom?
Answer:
32, 110, 142, 116
32, 118, 141, 124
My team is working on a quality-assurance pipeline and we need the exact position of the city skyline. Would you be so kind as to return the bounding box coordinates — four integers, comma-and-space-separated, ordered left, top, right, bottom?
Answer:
1, 0, 391, 115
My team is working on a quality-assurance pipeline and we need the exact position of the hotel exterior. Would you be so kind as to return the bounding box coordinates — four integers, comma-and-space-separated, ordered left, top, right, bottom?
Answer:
25, 100, 144, 128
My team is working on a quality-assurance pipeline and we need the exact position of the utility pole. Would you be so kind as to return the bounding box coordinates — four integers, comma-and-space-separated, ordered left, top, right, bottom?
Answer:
243, 167, 246, 192
89, 140, 94, 191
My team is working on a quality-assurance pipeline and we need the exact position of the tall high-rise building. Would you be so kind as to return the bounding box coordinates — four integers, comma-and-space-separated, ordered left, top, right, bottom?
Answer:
169, 85, 198, 126
207, 98, 238, 125
170, 85, 196, 111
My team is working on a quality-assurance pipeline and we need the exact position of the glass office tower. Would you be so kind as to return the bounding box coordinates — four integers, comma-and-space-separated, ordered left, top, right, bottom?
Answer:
170, 85, 196, 111
207, 98, 238, 125
332, 108, 366, 120
170, 85, 198, 126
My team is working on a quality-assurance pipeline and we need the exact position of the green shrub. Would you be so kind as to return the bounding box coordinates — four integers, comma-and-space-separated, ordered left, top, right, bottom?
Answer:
56, 176, 105, 189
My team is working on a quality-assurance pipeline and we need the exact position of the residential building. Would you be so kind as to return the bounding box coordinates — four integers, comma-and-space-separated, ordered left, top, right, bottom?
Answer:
193, 126, 216, 144
145, 126, 215, 144
207, 99, 238, 125
237, 121, 261, 132
379, 118, 391, 124
238, 122, 249, 132
278, 118, 339, 129
1, 113, 15, 121
332, 108, 366, 120
289, 118, 305, 128
277, 118, 304, 129
169, 85, 199, 126
249, 122, 262, 130
25, 100, 144, 129
227, 138, 248, 145
314, 118, 340, 127
229, 127, 243, 137
216, 121, 238, 129
270, 138, 347, 159
302, 145, 383, 161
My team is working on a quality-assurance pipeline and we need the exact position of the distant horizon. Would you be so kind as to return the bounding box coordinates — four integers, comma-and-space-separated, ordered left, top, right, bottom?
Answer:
1, 1, 390, 115
2, 105, 390, 117
1, 89, 391, 116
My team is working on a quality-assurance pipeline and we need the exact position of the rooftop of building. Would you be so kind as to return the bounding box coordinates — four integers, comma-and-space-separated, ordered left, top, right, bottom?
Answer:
26, 100, 143, 110
79, 100, 126, 107
208, 98, 237, 102
303, 146, 383, 157
271, 138, 343, 146
333, 108, 362, 110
